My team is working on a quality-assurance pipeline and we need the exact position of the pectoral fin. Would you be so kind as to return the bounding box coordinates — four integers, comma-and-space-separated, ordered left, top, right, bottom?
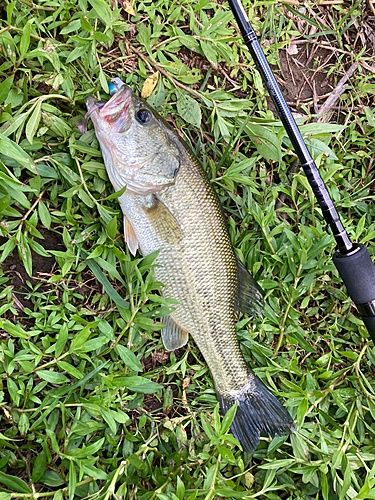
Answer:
235, 256, 264, 317
123, 215, 139, 256
161, 315, 189, 351
143, 195, 182, 244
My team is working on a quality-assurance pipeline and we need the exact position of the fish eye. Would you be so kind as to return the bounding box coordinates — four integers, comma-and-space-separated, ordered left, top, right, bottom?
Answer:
135, 109, 152, 125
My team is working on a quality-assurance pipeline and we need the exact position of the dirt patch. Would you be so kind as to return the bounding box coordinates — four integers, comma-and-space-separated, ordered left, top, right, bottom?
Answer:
274, 43, 335, 112
0, 227, 63, 311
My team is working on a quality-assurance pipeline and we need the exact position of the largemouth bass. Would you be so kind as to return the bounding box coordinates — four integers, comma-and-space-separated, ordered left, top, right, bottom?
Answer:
79, 80, 294, 452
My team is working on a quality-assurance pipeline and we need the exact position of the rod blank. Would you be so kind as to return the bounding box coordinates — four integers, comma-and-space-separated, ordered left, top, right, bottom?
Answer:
227, 0, 375, 341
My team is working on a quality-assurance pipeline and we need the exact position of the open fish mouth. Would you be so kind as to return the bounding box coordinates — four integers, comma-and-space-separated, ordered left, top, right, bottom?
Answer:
101, 85, 132, 130
77, 84, 132, 134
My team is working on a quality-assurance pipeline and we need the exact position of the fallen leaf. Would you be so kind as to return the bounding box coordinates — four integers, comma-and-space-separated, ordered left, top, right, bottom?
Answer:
182, 377, 190, 390
141, 72, 159, 98
122, 0, 135, 15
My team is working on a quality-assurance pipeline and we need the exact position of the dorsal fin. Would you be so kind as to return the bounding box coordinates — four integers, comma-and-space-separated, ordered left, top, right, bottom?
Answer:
234, 256, 264, 317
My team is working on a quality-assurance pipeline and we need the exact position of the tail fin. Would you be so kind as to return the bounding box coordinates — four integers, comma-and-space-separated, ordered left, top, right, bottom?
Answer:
217, 375, 295, 453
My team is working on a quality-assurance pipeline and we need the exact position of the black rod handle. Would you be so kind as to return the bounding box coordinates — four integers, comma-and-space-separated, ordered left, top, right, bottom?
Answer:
333, 245, 375, 342
227, 0, 353, 255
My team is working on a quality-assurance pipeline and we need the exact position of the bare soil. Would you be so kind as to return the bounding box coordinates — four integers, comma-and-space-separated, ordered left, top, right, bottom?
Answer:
1, 227, 63, 311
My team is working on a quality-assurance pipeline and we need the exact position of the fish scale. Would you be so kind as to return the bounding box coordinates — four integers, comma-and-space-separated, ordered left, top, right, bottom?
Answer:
82, 82, 295, 452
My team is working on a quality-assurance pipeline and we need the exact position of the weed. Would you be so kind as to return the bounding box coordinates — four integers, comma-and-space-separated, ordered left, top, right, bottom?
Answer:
0, 0, 374, 499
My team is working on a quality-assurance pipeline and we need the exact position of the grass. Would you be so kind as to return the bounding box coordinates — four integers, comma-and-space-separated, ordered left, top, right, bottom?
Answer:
0, 0, 374, 499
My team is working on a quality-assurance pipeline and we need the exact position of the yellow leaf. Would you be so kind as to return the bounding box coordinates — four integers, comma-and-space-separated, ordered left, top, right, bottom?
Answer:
141, 72, 159, 98
122, 0, 135, 16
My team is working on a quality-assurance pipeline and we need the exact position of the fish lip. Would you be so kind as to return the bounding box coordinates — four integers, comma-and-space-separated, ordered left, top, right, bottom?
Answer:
101, 85, 132, 124
77, 98, 106, 134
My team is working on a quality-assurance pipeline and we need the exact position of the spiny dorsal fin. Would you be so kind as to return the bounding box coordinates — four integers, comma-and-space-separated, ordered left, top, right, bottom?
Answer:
235, 255, 264, 317
124, 215, 139, 256
161, 315, 189, 351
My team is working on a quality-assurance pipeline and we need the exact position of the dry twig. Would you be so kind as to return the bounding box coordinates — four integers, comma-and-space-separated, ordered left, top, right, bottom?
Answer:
315, 62, 359, 122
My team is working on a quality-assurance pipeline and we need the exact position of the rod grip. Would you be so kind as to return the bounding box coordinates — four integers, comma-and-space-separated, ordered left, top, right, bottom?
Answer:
333, 244, 375, 342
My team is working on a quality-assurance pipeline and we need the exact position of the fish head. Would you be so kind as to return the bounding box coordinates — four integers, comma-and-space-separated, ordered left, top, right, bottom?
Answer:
82, 84, 180, 195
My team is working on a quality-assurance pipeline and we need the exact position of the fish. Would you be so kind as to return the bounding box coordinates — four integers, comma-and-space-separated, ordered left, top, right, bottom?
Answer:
78, 80, 295, 452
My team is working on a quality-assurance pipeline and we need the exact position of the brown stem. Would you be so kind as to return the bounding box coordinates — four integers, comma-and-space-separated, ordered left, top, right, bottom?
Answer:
19, 0, 56, 10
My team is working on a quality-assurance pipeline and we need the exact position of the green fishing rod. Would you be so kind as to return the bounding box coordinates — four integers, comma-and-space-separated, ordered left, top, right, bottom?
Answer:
227, 0, 375, 341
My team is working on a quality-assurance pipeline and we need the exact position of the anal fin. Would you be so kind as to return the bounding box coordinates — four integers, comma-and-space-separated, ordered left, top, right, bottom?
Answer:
161, 315, 189, 351
235, 256, 264, 317
124, 215, 139, 256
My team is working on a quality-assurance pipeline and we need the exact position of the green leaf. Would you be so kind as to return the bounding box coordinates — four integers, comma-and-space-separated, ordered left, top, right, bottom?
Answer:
0, 239, 15, 264
80, 15, 93, 32
321, 470, 329, 500
38, 200, 51, 229
82, 464, 107, 480
57, 361, 84, 380
32, 452, 47, 483
297, 397, 308, 428
106, 215, 117, 239
37, 370, 69, 384
217, 446, 235, 463
109, 409, 129, 424
0, 77, 14, 105
115, 345, 143, 372
114, 376, 162, 394
0, 133, 37, 173
36, 163, 59, 178
0, 194, 11, 214
41, 471, 65, 487
68, 461, 76, 500
176, 476, 185, 500
102, 409, 117, 434
18, 413, 29, 436
26, 100, 42, 145
0, 471, 31, 493
220, 402, 237, 435
2, 320, 29, 339
61, 20, 81, 34
339, 457, 351, 500
306, 138, 338, 160
176, 93, 201, 128
88, 0, 113, 27
17, 239, 32, 277
357, 479, 371, 499
201, 414, 215, 440
66, 43, 90, 64
247, 124, 282, 162
69, 321, 100, 353
77, 437, 105, 458
82, 250, 129, 310
100, 184, 126, 201
215, 489, 254, 499
20, 21, 31, 58
99, 68, 109, 94
55, 325, 68, 357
